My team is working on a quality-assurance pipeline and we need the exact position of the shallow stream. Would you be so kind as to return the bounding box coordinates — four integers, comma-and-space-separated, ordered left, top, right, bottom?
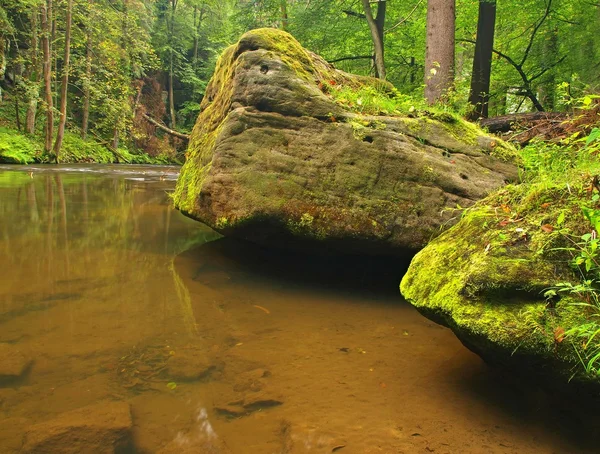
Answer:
0, 165, 597, 453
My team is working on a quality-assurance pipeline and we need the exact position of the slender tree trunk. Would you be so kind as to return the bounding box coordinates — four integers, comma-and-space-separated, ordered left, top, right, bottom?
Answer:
112, 126, 119, 151
41, 0, 54, 154
468, 0, 496, 119
193, 6, 199, 67
361, 0, 386, 79
168, 0, 177, 129
15, 98, 21, 131
424, 0, 456, 104
53, 0, 73, 161
280, 0, 289, 31
26, 9, 40, 134
51, 7, 57, 109
81, 1, 93, 140
0, 36, 5, 103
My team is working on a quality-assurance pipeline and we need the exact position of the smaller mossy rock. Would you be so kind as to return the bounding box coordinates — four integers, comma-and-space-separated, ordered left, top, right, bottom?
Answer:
174, 28, 518, 255
400, 180, 600, 393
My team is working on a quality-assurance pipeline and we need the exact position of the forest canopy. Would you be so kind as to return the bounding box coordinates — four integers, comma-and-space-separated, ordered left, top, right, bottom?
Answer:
0, 0, 598, 161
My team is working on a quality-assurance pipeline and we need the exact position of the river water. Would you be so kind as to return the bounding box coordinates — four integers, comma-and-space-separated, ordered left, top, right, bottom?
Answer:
0, 164, 597, 453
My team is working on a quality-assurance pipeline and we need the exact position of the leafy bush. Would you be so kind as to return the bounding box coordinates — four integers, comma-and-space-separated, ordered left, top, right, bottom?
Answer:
0, 127, 40, 163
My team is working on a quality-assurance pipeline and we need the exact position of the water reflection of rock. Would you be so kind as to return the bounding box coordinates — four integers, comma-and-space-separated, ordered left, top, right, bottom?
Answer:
21, 401, 133, 454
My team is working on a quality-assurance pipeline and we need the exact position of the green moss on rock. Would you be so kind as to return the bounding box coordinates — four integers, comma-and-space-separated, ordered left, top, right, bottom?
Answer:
401, 176, 600, 388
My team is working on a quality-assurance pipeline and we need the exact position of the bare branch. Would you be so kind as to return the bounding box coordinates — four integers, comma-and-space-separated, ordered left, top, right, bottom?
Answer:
385, 0, 424, 34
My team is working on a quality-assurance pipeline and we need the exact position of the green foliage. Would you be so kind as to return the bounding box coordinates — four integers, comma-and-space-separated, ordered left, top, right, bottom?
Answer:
0, 127, 39, 164
518, 124, 600, 376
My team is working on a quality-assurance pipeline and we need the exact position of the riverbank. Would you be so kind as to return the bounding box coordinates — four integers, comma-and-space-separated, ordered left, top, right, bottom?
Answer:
0, 125, 176, 165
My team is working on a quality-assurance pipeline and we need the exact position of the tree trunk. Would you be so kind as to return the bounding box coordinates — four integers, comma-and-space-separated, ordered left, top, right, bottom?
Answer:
361, 0, 386, 79
468, 0, 496, 119
168, 0, 177, 129
424, 0, 456, 104
0, 36, 5, 103
82, 1, 92, 140
193, 5, 205, 70
193, 6, 199, 67
112, 126, 119, 151
53, 0, 73, 161
41, 0, 54, 154
26, 9, 39, 135
280, 0, 289, 31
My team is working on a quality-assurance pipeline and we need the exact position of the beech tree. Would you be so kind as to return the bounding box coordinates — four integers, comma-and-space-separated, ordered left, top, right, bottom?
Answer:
424, 0, 455, 104
361, 0, 387, 79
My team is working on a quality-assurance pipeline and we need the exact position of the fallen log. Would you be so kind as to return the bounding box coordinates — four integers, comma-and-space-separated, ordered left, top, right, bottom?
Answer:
479, 112, 568, 133
142, 113, 190, 140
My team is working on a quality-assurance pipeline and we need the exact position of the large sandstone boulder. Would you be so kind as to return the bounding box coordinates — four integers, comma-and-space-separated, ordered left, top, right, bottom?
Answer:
174, 28, 518, 255
400, 178, 600, 394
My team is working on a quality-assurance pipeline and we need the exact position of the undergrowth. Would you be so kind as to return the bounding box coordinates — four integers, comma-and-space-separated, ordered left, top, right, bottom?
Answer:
325, 83, 464, 120
518, 124, 600, 376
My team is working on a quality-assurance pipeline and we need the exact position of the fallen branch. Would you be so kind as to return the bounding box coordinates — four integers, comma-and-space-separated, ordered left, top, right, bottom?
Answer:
479, 112, 568, 133
142, 113, 190, 140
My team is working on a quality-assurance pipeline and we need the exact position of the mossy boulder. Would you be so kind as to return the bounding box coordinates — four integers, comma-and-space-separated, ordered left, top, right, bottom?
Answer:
174, 28, 518, 255
400, 179, 600, 393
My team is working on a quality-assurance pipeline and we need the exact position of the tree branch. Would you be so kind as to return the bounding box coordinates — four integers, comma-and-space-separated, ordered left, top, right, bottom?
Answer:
143, 113, 190, 140
328, 55, 373, 64
343, 9, 366, 19
519, 0, 552, 67
459, 38, 545, 111
385, 0, 424, 33
529, 54, 567, 82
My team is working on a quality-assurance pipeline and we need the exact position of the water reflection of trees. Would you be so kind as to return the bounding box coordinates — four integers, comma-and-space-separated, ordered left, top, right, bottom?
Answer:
0, 169, 220, 357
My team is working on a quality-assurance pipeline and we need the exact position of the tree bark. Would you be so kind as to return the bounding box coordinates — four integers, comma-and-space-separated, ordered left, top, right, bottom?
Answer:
82, 0, 93, 140
280, 0, 289, 31
168, 0, 177, 129
25, 8, 39, 135
53, 0, 73, 161
424, 0, 455, 104
468, 0, 496, 119
41, 0, 54, 154
0, 36, 5, 103
361, 0, 386, 79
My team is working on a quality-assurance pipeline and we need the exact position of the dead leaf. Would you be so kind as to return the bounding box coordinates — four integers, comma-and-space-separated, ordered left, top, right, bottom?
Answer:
541, 224, 554, 233
554, 327, 565, 343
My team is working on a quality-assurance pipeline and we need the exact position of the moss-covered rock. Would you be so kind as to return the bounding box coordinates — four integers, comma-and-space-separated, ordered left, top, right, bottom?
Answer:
400, 177, 600, 392
174, 28, 518, 255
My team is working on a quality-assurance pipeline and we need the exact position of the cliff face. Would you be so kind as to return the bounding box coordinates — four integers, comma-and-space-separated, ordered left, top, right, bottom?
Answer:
173, 28, 517, 255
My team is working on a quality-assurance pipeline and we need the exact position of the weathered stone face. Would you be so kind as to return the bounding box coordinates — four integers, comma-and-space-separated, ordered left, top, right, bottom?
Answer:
174, 28, 518, 255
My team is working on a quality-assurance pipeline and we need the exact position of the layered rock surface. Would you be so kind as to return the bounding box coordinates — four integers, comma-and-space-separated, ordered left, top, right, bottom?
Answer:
174, 28, 518, 254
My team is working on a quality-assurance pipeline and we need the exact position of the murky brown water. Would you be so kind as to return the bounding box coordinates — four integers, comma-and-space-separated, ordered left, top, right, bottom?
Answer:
0, 164, 598, 453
